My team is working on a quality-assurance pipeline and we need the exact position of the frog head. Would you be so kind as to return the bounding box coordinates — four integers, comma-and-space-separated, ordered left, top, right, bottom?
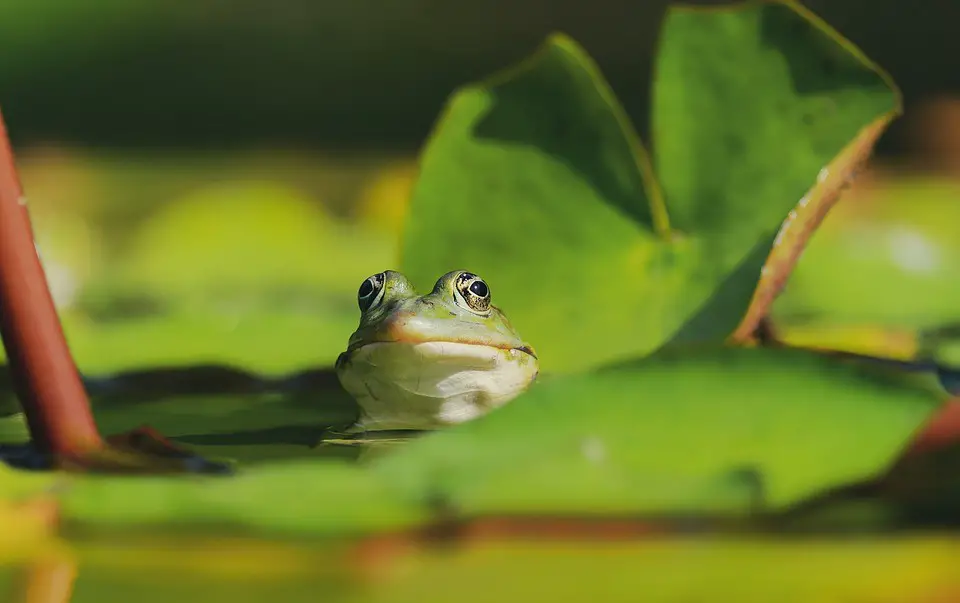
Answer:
336, 270, 539, 432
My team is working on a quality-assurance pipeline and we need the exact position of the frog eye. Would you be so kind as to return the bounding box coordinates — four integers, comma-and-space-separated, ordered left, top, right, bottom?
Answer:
454, 272, 491, 314
358, 272, 386, 312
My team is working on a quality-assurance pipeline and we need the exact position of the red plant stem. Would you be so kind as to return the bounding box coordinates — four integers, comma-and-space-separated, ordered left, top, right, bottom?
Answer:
901, 398, 960, 459
0, 109, 102, 456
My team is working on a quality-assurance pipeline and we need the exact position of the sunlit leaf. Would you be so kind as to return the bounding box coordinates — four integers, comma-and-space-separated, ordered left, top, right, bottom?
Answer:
401, 1, 899, 373
27, 348, 940, 536
60, 460, 427, 537
771, 175, 960, 362
773, 175, 960, 330
653, 2, 900, 343
371, 347, 943, 515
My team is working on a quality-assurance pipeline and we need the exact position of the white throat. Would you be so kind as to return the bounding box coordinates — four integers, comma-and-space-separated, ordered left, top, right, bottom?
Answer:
337, 341, 538, 432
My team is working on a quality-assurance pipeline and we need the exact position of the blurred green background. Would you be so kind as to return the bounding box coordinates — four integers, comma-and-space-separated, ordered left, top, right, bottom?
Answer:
0, 2, 959, 601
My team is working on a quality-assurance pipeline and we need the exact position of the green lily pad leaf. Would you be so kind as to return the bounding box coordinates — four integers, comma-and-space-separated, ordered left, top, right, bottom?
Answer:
400, 1, 899, 374
656, 1, 900, 343
1, 352, 945, 536
401, 34, 670, 375
770, 175, 960, 362
60, 460, 428, 537
0, 366, 359, 464
44, 348, 945, 536
371, 346, 943, 516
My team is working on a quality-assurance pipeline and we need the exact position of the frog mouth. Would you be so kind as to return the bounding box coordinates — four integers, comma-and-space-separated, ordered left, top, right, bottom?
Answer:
414, 341, 539, 363
345, 338, 537, 361
336, 341, 539, 383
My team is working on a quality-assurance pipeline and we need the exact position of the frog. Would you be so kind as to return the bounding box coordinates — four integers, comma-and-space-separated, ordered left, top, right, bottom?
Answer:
335, 269, 539, 433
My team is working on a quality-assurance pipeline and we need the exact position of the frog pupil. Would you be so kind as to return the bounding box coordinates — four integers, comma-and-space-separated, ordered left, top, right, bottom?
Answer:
358, 279, 374, 299
469, 280, 489, 298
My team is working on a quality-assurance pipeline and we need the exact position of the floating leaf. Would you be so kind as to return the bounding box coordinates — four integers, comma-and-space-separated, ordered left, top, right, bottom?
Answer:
401, 0, 899, 373
772, 175, 960, 333
371, 347, 942, 516
59, 460, 427, 537
0, 366, 357, 462
653, 2, 900, 343
33, 348, 943, 535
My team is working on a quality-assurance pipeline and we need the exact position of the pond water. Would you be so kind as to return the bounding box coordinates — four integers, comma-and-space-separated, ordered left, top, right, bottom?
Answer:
4, 533, 960, 602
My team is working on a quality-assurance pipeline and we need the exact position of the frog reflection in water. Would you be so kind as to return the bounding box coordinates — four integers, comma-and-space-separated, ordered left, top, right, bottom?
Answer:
335, 270, 539, 433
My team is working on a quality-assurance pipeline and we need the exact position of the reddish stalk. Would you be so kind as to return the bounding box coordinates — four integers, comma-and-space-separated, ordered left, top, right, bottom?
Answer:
0, 109, 103, 457
901, 397, 960, 459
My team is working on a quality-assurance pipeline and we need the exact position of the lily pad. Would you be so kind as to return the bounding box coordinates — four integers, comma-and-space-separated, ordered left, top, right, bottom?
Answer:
400, 0, 899, 373
59, 460, 428, 537
29, 347, 942, 536
370, 346, 942, 516
773, 175, 960, 330
0, 366, 359, 463
769, 175, 960, 370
